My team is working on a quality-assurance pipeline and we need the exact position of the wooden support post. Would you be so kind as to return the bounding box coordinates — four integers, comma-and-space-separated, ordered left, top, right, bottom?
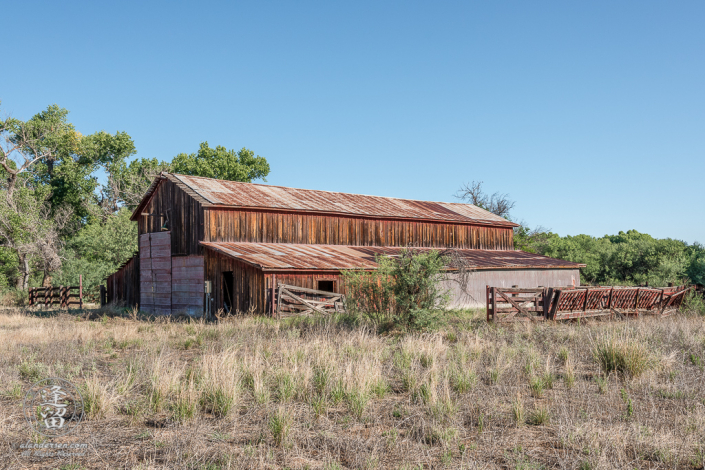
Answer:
79, 275, 83, 309
583, 288, 589, 312
44, 286, 50, 308
271, 275, 276, 317
486, 285, 490, 322
491, 287, 497, 322
276, 284, 283, 319
28, 288, 33, 307
100, 285, 106, 307
544, 288, 553, 319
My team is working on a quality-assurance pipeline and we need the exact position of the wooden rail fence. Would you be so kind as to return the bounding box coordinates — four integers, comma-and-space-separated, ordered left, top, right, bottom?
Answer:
275, 284, 344, 318
487, 285, 693, 323
29, 280, 83, 309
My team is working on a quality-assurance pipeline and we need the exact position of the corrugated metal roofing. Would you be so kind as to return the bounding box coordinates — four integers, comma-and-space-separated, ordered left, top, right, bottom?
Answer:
162, 173, 517, 227
200, 242, 585, 272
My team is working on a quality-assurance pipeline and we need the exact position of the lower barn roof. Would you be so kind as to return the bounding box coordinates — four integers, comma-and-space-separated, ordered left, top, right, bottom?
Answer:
200, 242, 585, 272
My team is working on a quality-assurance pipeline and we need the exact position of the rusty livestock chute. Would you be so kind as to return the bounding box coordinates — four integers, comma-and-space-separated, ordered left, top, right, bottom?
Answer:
486, 285, 693, 323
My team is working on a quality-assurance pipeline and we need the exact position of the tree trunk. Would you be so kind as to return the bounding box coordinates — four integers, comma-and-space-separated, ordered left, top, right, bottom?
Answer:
42, 272, 52, 287
6, 172, 17, 196
15, 253, 30, 290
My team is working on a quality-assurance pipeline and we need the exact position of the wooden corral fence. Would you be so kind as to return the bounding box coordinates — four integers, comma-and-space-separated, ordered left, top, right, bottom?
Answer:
487, 285, 693, 323
29, 279, 83, 309
275, 284, 345, 318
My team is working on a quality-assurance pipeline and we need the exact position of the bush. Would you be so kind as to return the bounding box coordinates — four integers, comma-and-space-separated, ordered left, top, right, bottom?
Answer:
681, 290, 705, 316
342, 249, 449, 331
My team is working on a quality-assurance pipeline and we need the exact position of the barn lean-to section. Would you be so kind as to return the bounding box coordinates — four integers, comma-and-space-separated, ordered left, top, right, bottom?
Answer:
105, 172, 584, 317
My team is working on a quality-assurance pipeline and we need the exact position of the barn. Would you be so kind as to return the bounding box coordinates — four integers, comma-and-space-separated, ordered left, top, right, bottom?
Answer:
106, 173, 583, 316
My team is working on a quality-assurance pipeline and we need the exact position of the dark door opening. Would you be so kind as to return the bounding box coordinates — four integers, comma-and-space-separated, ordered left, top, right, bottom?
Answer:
222, 271, 234, 313
317, 280, 335, 293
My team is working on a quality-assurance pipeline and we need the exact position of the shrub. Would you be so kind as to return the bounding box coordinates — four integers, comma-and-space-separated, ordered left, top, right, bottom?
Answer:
593, 334, 652, 378
681, 290, 705, 316
342, 249, 449, 331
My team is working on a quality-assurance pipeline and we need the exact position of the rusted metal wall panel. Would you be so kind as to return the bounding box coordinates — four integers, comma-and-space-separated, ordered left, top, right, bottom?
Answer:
203, 209, 515, 250
442, 268, 581, 308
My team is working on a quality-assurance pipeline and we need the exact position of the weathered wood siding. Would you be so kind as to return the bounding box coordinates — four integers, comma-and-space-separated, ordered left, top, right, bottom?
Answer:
137, 179, 205, 256
139, 232, 172, 315
171, 256, 205, 315
203, 209, 514, 250
204, 249, 266, 316
106, 254, 140, 307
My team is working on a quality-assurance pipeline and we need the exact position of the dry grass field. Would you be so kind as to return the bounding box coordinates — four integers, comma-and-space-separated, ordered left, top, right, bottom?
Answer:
1, 307, 704, 469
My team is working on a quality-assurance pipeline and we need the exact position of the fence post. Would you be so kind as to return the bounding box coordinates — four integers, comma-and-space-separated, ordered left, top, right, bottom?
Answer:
79, 275, 83, 309
271, 275, 276, 317
28, 288, 33, 307
44, 286, 50, 308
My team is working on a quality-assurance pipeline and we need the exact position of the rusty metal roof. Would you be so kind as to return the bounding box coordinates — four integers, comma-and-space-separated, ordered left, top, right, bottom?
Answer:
159, 173, 517, 227
200, 242, 585, 272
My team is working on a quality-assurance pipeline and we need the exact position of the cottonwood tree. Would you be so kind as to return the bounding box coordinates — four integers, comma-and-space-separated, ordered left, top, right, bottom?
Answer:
455, 180, 551, 253
0, 104, 138, 289
172, 142, 270, 182
455, 180, 515, 219
0, 185, 70, 289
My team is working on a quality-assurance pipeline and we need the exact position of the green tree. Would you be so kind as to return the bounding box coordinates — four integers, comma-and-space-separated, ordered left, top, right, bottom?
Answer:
172, 142, 269, 182
0, 103, 137, 291
55, 208, 137, 300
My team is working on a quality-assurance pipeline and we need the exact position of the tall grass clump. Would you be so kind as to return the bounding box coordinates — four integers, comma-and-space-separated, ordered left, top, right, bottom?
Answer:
269, 407, 293, 447
592, 333, 652, 378
199, 349, 240, 417
82, 376, 114, 420
342, 249, 450, 331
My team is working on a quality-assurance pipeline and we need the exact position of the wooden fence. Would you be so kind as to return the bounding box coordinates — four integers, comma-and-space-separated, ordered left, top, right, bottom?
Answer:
487, 285, 693, 323
275, 284, 344, 318
28, 285, 83, 309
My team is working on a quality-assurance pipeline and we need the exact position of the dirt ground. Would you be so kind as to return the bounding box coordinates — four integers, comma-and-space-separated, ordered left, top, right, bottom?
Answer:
1, 307, 704, 469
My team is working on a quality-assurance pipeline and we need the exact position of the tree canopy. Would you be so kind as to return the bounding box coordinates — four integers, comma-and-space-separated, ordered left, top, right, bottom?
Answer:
0, 103, 270, 299
171, 142, 270, 182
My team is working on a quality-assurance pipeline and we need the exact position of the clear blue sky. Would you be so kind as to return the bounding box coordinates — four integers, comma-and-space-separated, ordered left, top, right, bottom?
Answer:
2, 1, 703, 243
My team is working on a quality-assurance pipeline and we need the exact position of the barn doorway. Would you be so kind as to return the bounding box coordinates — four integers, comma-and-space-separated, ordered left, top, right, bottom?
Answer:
222, 271, 234, 313
317, 280, 336, 293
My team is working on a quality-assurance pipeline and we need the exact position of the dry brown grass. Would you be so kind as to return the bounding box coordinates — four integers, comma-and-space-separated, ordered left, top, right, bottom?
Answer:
0, 308, 704, 469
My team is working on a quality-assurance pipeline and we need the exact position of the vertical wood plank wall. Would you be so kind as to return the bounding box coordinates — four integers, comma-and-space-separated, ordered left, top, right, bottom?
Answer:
139, 232, 172, 315
138, 180, 205, 256
106, 254, 140, 307
204, 250, 266, 316
202, 209, 514, 250
171, 256, 205, 315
